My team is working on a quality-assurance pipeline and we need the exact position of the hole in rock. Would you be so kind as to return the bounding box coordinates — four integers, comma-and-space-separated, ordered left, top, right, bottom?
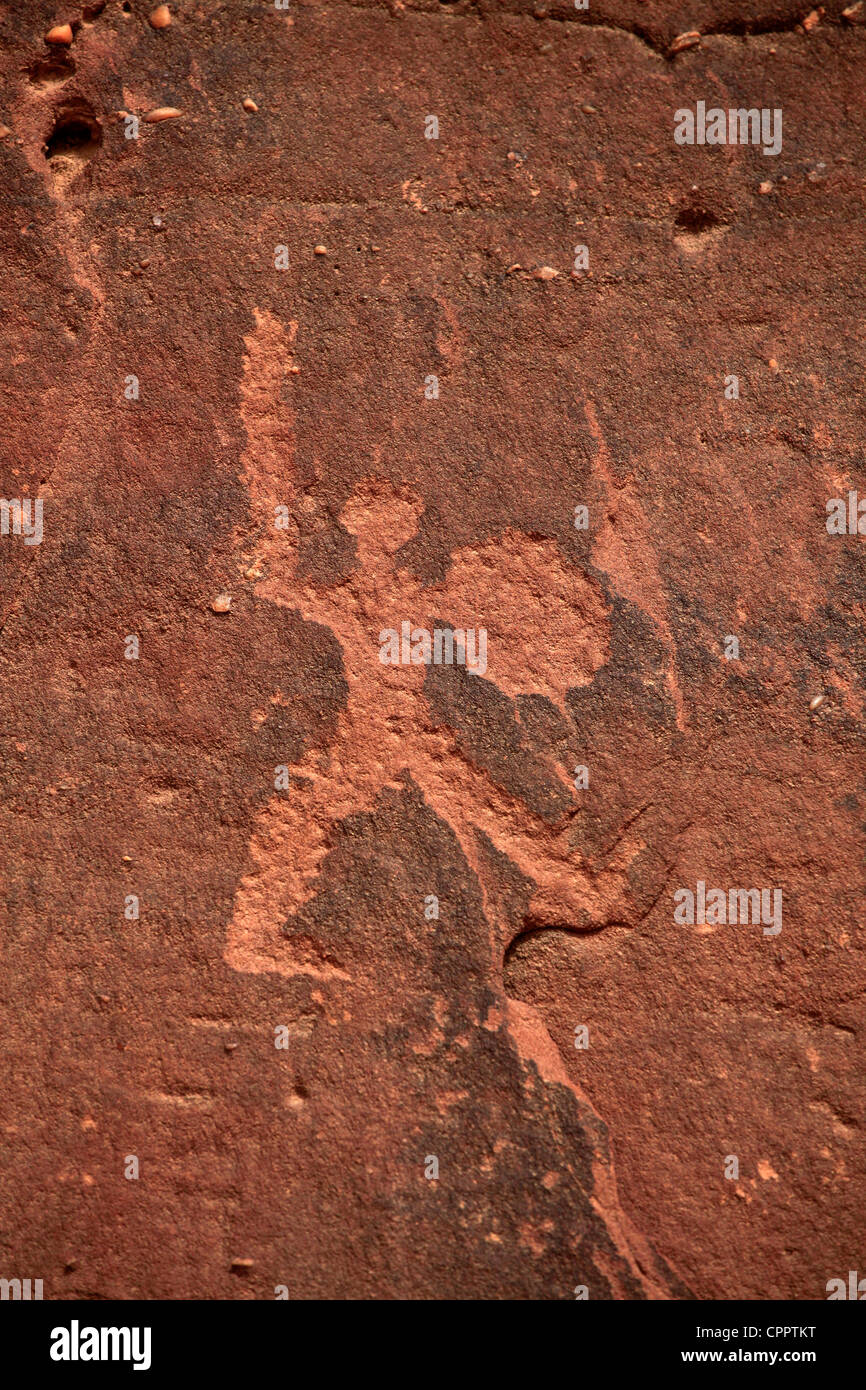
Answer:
674, 205, 719, 235
29, 57, 76, 86
44, 105, 102, 163
504, 921, 607, 997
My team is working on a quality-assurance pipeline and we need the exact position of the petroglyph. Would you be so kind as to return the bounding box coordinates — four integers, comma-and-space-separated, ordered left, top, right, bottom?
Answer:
226, 310, 640, 977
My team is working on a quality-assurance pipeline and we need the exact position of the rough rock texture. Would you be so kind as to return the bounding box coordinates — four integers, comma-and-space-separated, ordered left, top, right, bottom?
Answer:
0, 0, 863, 1300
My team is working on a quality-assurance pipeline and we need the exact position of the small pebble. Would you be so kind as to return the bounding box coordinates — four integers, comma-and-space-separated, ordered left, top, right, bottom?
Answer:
139, 257, 151, 268
46, 23, 74, 45
768, 357, 779, 371
580, 104, 597, 114
242, 98, 258, 112
533, 266, 559, 280
759, 180, 773, 195
669, 30, 701, 54
0, 125, 10, 139
144, 107, 183, 123
152, 215, 165, 229
211, 593, 232, 613
842, 0, 863, 18
231, 1258, 254, 1274
802, 7, 823, 29
149, 4, 171, 27
809, 694, 825, 711
224, 1041, 239, 1052
314, 244, 327, 255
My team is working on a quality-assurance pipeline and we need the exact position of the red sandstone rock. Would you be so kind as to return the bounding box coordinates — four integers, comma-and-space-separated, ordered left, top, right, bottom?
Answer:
0, 0, 863, 1302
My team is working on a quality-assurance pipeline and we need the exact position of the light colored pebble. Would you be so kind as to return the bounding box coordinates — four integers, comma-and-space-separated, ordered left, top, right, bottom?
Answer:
144, 107, 183, 123
669, 30, 701, 54
46, 23, 74, 45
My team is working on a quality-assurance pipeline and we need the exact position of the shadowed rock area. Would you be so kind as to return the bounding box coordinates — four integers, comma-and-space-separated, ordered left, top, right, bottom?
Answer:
0, 0, 863, 1299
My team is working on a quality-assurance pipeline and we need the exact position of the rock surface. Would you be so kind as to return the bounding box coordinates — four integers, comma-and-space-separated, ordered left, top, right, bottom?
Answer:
0, 0, 863, 1299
